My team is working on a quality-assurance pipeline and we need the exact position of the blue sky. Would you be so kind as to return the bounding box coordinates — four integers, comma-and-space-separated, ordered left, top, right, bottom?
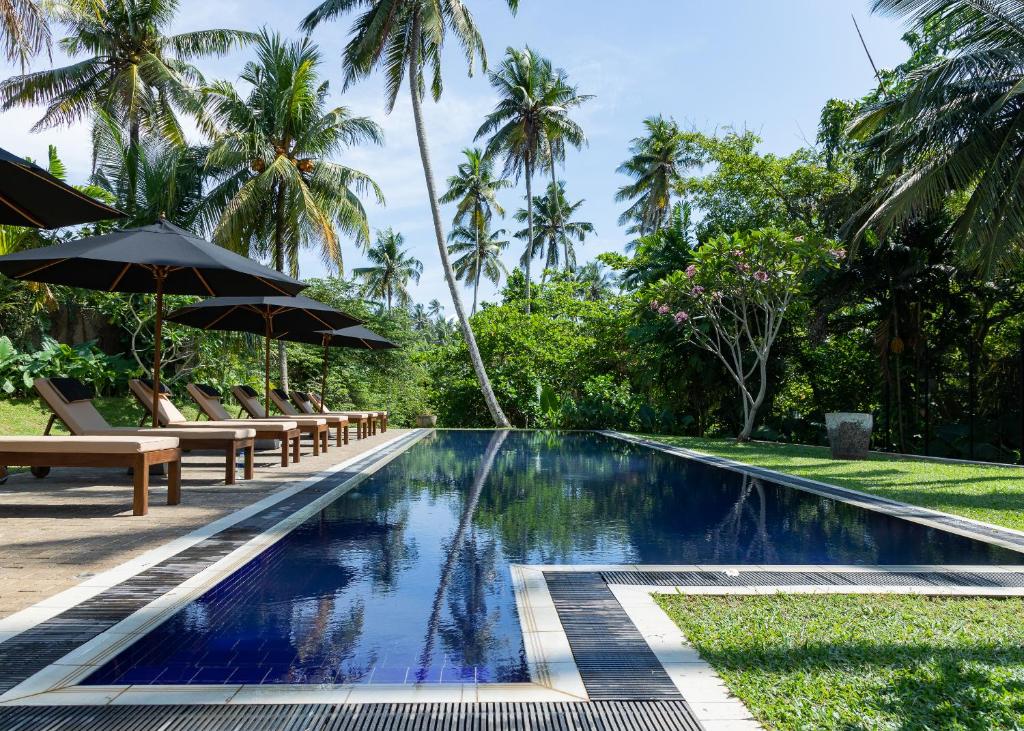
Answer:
0, 1, 915, 311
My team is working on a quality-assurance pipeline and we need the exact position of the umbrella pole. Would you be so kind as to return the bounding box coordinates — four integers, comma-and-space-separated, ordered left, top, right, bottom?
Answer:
151, 272, 166, 429
321, 339, 330, 414
264, 316, 272, 418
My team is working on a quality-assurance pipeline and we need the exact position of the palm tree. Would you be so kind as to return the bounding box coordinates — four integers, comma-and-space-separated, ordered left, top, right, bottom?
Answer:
440, 148, 509, 231
301, 0, 515, 428
514, 181, 594, 276
202, 31, 383, 388
354, 228, 423, 311
615, 115, 701, 236
448, 224, 508, 314
427, 299, 444, 321
849, 0, 1024, 273
0, 0, 252, 208
441, 147, 510, 315
476, 47, 588, 311
1, 0, 50, 68
574, 261, 616, 301
91, 110, 206, 228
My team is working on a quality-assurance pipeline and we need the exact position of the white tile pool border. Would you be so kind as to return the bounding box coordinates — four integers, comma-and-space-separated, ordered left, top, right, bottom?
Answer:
601, 430, 1024, 558
0, 429, 587, 706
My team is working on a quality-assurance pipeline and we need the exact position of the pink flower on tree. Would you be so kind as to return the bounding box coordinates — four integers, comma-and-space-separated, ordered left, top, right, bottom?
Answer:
649, 300, 660, 311
658, 304, 670, 315
690, 285, 705, 296
829, 248, 847, 261
712, 291, 724, 301
753, 270, 769, 282
674, 311, 689, 324
794, 236, 805, 242
737, 262, 751, 272
731, 250, 744, 258
685, 265, 697, 278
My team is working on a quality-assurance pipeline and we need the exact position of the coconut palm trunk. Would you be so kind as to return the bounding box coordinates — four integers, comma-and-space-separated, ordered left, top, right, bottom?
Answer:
549, 159, 569, 272
407, 16, 510, 428
272, 180, 289, 391
523, 158, 534, 313
472, 223, 481, 315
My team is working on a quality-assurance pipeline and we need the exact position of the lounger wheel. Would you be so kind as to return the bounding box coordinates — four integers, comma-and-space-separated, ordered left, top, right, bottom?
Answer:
30, 466, 50, 479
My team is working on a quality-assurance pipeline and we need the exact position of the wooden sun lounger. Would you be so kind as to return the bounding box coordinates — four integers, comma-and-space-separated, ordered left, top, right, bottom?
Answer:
133, 380, 303, 467
268, 389, 348, 447
0, 435, 181, 516
300, 392, 384, 438
35, 377, 256, 485
230, 386, 330, 456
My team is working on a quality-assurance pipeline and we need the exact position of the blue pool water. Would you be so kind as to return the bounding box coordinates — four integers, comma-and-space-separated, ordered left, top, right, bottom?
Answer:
83, 431, 1024, 686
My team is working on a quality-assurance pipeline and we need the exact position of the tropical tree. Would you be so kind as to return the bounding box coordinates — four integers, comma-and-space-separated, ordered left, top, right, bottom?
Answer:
652, 229, 845, 440
0, 0, 252, 208
849, 0, 1024, 274
354, 228, 423, 311
1, 0, 49, 68
440, 147, 509, 232
202, 31, 383, 388
91, 111, 206, 228
574, 261, 616, 301
514, 181, 594, 276
448, 223, 508, 314
300, 0, 516, 427
477, 47, 588, 311
441, 147, 510, 315
616, 115, 701, 236
427, 299, 444, 321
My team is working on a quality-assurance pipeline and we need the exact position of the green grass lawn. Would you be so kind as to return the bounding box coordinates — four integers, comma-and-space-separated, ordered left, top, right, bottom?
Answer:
657, 593, 1024, 731
639, 435, 1024, 533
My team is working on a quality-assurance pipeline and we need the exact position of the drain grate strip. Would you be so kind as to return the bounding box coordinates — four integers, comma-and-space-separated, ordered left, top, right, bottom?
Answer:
0, 702, 703, 731
601, 569, 1024, 588
544, 572, 685, 703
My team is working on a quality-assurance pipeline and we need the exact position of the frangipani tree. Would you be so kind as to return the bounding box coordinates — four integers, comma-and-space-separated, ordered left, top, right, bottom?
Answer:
650, 228, 844, 440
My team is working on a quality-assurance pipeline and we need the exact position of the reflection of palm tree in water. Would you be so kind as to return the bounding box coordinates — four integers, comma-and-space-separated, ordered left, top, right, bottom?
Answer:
415, 430, 510, 681
710, 474, 778, 564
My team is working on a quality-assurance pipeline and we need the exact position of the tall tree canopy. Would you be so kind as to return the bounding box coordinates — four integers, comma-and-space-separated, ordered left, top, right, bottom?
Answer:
355, 228, 423, 311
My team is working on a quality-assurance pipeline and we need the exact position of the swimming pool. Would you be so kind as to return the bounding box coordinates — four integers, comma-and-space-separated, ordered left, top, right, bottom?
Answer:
82, 430, 1024, 687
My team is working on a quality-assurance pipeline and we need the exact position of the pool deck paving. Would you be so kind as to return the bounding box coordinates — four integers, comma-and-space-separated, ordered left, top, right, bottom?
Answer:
0, 428, 412, 619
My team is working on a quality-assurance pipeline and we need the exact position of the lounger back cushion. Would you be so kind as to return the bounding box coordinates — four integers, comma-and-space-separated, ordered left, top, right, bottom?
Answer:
35, 378, 111, 434
50, 377, 94, 403
292, 391, 315, 414
130, 379, 188, 424
232, 385, 266, 417
188, 383, 232, 421
270, 389, 298, 415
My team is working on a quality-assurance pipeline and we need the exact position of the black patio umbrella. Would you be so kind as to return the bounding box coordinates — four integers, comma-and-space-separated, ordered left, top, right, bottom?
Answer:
0, 219, 306, 426
0, 146, 123, 227
166, 296, 362, 417
285, 326, 399, 413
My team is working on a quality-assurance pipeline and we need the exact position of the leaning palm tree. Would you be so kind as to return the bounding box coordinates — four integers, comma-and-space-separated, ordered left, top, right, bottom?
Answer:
514, 181, 594, 276
354, 228, 423, 311
448, 223, 508, 314
201, 31, 383, 389
477, 47, 588, 311
1, 0, 50, 68
301, 0, 515, 428
849, 0, 1024, 274
615, 115, 700, 236
1, 0, 252, 207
